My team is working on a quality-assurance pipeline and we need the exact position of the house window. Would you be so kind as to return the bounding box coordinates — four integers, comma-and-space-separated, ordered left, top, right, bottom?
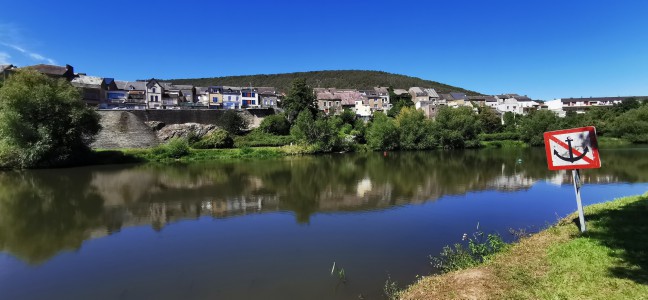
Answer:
150, 96, 154, 102
155, 96, 158, 102
152, 87, 156, 93
213, 97, 218, 103
228, 96, 231, 101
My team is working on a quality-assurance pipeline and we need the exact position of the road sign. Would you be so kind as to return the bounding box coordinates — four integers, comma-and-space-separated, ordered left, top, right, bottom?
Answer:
543, 126, 601, 171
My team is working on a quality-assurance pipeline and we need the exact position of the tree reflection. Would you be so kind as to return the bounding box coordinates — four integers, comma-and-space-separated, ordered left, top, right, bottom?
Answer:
1, 147, 647, 263
0, 170, 103, 264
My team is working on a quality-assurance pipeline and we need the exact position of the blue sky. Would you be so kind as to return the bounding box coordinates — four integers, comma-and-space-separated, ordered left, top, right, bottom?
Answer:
1, 0, 647, 100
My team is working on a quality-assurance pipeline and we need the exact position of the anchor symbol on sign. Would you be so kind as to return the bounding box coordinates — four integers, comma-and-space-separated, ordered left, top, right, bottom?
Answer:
554, 137, 589, 163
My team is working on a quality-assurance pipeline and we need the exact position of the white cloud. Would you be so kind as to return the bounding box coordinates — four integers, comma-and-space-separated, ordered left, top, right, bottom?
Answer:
0, 24, 57, 65
0, 52, 11, 64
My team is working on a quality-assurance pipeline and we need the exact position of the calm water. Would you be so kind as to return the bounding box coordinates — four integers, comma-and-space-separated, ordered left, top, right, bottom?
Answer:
1, 147, 648, 299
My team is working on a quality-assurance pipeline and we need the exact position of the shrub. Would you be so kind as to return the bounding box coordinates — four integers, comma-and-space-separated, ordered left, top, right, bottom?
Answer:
192, 129, 234, 149
0, 69, 101, 168
259, 113, 290, 135
430, 228, 506, 274
218, 110, 249, 135
396, 107, 432, 150
164, 138, 190, 158
435, 106, 481, 149
366, 112, 399, 151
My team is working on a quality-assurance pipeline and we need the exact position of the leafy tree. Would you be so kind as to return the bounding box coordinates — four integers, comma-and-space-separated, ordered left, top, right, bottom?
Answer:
387, 88, 414, 117
609, 105, 648, 143
259, 113, 290, 135
218, 109, 249, 135
517, 110, 560, 146
290, 110, 342, 152
280, 78, 317, 123
338, 109, 356, 125
581, 107, 616, 135
613, 98, 640, 114
502, 111, 517, 132
0, 69, 101, 168
290, 109, 316, 143
435, 106, 481, 148
366, 112, 399, 150
478, 107, 502, 134
396, 107, 432, 150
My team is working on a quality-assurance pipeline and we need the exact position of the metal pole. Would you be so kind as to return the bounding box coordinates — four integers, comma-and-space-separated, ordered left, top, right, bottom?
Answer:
572, 169, 586, 232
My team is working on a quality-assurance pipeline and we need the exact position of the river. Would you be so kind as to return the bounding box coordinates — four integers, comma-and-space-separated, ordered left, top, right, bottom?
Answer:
1, 147, 647, 299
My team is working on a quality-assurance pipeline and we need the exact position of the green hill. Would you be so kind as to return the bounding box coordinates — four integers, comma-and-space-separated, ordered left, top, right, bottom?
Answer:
167, 70, 481, 95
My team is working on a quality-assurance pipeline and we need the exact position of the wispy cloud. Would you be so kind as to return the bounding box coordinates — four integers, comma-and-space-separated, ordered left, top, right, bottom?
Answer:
0, 24, 57, 65
0, 52, 10, 65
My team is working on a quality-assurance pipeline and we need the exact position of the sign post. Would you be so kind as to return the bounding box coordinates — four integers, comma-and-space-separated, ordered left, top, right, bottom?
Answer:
544, 126, 601, 233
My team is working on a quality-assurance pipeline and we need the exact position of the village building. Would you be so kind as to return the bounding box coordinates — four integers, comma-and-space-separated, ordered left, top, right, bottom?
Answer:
258, 87, 279, 108
194, 87, 209, 108
0, 64, 16, 81
241, 87, 259, 108
221, 86, 242, 109
114, 81, 147, 109
71, 75, 118, 107
20, 64, 76, 81
408, 87, 429, 104
495, 94, 538, 115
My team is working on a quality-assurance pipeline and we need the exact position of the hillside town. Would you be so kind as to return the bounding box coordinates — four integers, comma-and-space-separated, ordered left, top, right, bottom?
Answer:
1, 63, 645, 120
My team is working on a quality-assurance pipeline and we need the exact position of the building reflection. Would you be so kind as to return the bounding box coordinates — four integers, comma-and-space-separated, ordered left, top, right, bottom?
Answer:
1, 148, 647, 263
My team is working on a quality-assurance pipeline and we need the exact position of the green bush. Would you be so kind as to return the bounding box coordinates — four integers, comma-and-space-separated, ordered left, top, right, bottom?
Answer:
259, 114, 290, 135
396, 107, 437, 150
218, 110, 249, 135
518, 110, 561, 146
366, 112, 399, 151
164, 138, 190, 158
430, 228, 506, 274
192, 129, 234, 149
435, 106, 481, 149
150, 138, 190, 159
0, 69, 101, 168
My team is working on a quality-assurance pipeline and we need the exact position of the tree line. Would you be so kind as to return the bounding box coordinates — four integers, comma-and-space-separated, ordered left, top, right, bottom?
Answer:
265, 79, 648, 152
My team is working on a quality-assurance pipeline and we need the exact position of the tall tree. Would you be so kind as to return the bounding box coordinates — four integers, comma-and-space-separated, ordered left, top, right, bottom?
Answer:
0, 69, 101, 168
280, 78, 317, 123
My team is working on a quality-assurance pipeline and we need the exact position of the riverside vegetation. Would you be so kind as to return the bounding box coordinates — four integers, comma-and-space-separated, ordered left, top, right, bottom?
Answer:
130, 79, 647, 163
1, 71, 647, 168
400, 193, 648, 299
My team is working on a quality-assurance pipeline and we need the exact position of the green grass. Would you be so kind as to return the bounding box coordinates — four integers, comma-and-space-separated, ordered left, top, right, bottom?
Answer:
597, 136, 632, 148
401, 193, 648, 300
480, 140, 528, 148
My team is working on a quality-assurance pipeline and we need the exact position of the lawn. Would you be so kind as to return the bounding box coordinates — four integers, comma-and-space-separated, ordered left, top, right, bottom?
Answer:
400, 193, 648, 299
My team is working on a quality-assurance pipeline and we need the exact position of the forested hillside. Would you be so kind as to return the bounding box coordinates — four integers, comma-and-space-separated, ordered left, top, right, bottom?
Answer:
167, 70, 481, 95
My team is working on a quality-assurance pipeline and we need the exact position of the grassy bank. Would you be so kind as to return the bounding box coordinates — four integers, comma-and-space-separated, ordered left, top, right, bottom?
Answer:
400, 193, 648, 300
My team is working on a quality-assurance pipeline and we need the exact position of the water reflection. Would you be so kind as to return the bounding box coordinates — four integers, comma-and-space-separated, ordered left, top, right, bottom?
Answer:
1, 147, 647, 264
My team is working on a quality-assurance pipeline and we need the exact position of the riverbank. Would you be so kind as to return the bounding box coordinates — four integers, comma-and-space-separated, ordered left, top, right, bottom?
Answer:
87, 136, 641, 167
400, 193, 648, 299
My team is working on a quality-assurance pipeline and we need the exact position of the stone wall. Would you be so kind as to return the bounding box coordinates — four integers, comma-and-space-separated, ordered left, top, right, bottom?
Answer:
126, 108, 275, 126
92, 111, 160, 149
92, 109, 277, 149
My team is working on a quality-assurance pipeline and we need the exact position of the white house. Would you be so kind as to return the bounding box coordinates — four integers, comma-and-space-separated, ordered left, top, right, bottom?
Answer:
146, 79, 164, 109
495, 94, 538, 115
241, 87, 259, 108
